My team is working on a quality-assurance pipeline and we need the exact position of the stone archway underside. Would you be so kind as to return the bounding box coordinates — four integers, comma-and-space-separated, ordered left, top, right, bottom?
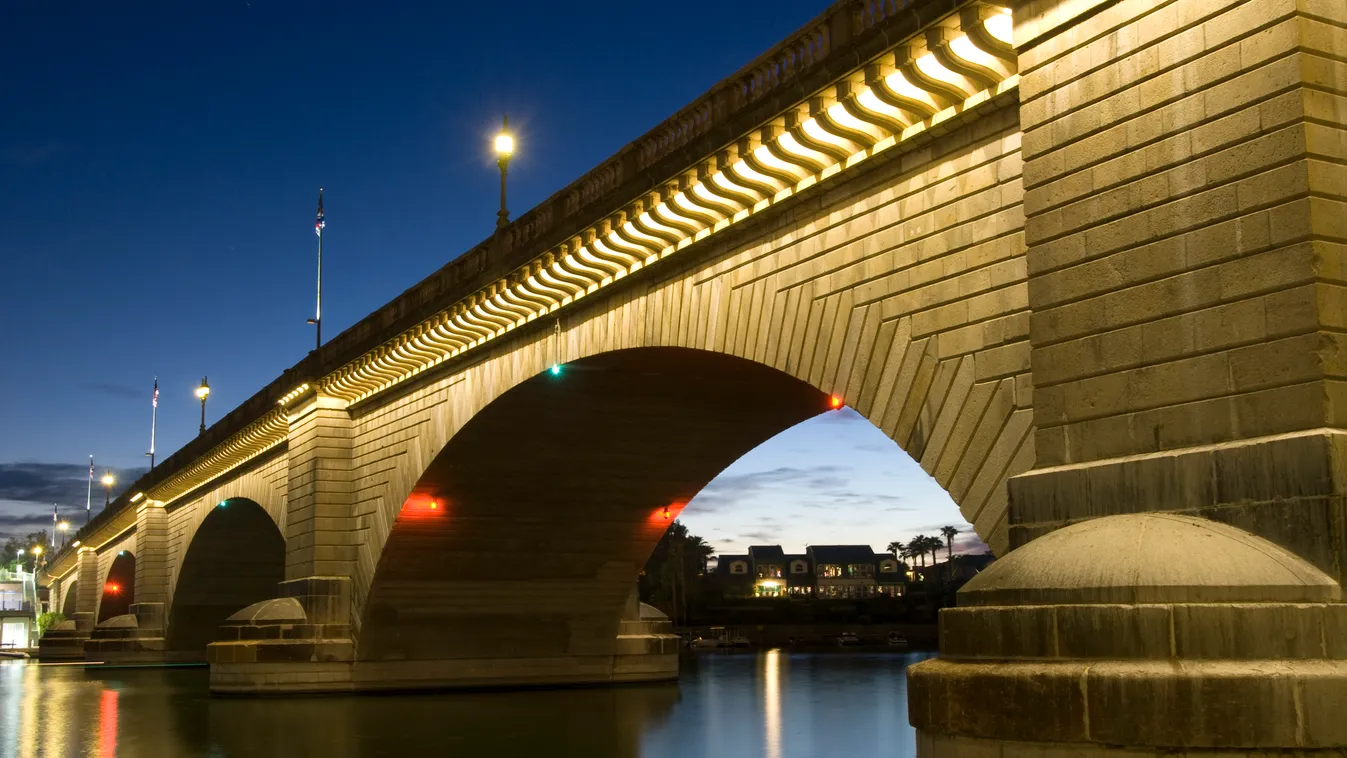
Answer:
359, 347, 827, 662
97, 552, 136, 623
167, 498, 284, 655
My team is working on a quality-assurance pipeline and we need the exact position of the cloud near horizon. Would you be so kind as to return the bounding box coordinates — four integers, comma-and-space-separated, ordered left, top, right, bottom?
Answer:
0, 462, 147, 541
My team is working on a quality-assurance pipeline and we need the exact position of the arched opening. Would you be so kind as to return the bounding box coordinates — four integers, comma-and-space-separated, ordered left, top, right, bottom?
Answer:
60, 580, 78, 617
359, 347, 845, 663
167, 497, 285, 655
97, 552, 136, 622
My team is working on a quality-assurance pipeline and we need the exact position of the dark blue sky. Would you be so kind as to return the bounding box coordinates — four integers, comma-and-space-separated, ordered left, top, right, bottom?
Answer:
0, 1, 974, 552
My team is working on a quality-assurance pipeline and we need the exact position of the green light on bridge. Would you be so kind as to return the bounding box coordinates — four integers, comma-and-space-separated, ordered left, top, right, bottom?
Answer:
549, 364, 562, 377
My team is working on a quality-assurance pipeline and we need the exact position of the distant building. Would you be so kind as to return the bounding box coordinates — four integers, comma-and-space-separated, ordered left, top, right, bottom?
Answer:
748, 546, 787, 597
0, 566, 38, 649
711, 545, 908, 599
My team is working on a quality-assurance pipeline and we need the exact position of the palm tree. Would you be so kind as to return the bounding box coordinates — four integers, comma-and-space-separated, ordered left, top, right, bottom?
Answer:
925, 536, 944, 578
886, 541, 903, 559
940, 526, 959, 562
908, 536, 928, 568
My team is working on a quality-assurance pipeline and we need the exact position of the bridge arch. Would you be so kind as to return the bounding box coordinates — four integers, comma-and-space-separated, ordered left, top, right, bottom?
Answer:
59, 579, 78, 617
356, 342, 1019, 664
167, 497, 284, 656
96, 550, 136, 623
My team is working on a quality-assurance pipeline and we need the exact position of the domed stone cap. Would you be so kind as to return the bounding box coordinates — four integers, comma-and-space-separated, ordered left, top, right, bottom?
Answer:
96, 614, 138, 629
960, 513, 1339, 606
638, 602, 667, 620
223, 597, 306, 625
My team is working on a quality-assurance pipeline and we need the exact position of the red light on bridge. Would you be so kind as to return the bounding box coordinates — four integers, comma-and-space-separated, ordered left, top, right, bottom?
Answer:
651, 502, 686, 525
830, 395, 843, 409
104, 582, 121, 595
400, 494, 448, 519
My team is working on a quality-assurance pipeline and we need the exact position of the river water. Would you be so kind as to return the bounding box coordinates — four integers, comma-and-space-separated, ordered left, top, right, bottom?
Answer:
0, 650, 932, 758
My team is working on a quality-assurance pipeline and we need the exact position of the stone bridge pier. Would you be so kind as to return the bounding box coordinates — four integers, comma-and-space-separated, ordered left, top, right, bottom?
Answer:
909, 0, 1347, 754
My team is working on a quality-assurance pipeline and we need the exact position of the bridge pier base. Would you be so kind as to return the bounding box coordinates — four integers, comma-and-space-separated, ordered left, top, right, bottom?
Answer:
909, 513, 1347, 754
36, 619, 87, 661
206, 588, 678, 695
83, 603, 168, 663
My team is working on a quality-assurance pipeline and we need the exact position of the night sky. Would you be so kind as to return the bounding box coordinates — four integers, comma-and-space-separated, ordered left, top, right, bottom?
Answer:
0, 1, 978, 555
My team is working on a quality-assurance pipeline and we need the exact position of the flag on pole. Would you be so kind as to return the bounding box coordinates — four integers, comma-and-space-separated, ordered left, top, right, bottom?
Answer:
315, 191, 325, 237
152, 379, 159, 408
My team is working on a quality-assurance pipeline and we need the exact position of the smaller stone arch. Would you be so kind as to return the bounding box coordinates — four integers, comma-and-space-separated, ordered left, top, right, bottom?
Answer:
98, 551, 136, 623
59, 580, 78, 617
167, 497, 285, 656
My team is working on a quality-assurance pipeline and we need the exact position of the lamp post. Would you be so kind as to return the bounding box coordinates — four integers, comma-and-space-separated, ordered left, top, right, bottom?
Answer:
57, 521, 69, 548
31, 546, 42, 572
101, 472, 115, 508
494, 116, 514, 230
196, 376, 211, 434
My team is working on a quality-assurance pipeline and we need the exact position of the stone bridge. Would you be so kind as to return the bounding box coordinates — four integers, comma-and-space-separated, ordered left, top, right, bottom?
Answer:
41, 0, 1347, 753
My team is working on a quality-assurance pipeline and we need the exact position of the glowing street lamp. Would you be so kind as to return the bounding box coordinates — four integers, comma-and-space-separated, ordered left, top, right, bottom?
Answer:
57, 521, 69, 547
196, 376, 211, 434
494, 116, 514, 231
101, 472, 115, 507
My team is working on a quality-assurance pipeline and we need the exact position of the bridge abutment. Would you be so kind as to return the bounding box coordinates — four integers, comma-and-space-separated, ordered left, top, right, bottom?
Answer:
911, 0, 1347, 752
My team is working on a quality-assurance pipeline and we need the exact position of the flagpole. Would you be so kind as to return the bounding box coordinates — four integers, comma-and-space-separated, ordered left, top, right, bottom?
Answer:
86, 455, 93, 525
314, 188, 324, 351
51, 504, 57, 550
147, 377, 158, 469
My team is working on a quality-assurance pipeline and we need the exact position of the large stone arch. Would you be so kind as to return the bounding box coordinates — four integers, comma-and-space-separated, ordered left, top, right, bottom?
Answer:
358, 347, 829, 663
166, 497, 285, 656
348, 105, 1031, 641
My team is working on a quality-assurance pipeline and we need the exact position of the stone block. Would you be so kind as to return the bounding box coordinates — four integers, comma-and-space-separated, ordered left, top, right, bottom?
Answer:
940, 606, 1058, 659
1171, 603, 1327, 659
1085, 661, 1306, 748
1053, 604, 1172, 659
908, 659, 1089, 743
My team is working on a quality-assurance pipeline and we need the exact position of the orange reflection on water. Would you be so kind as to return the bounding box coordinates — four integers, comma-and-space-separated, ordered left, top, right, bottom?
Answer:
98, 688, 118, 757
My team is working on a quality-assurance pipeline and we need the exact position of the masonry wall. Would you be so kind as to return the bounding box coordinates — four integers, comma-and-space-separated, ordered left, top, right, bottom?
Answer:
1019, 0, 1347, 466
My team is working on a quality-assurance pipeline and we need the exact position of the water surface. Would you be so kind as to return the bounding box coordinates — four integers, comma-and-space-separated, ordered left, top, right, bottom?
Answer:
1, 650, 931, 758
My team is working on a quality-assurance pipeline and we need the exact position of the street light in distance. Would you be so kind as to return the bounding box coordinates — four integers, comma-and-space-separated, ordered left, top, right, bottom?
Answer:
101, 472, 115, 507
196, 376, 211, 434
494, 116, 514, 231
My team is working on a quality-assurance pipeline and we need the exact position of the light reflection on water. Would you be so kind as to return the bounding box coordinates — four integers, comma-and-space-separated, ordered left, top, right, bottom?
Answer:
0, 651, 933, 758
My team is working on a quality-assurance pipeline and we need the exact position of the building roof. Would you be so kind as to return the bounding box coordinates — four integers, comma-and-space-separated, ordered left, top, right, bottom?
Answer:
714, 554, 750, 574
748, 545, 785, 561
808, 545, 880, 565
